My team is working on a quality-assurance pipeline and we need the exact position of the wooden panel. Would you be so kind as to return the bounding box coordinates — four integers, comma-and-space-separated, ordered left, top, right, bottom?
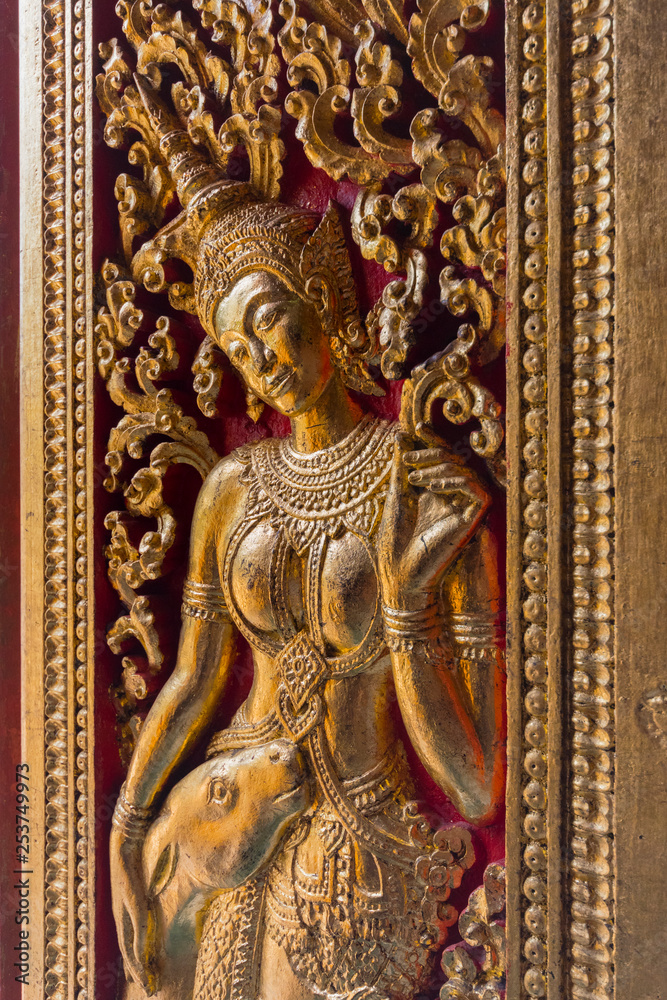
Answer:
614, 1, 667, 996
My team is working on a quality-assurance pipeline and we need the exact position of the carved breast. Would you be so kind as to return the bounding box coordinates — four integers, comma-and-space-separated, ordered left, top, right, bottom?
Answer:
228, 521, 379, 655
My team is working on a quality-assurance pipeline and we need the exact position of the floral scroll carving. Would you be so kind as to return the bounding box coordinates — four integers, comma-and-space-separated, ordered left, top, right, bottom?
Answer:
95, 262, 219, 745
441, 862, 506, 1000
95, 0, 508, 754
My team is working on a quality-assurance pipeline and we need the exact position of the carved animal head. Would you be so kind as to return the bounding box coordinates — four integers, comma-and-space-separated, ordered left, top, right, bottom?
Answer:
144, 739, 308, 897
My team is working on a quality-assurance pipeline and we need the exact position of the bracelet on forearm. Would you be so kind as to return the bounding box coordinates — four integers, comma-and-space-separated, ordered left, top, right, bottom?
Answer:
181, 603, 232, 624
181, 578, 232, 625
449, 611, 504, 663
111, 784, 155, 841
382, 599, 444, 653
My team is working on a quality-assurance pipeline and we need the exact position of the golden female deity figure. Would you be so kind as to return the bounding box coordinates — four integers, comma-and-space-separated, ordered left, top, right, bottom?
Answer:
99, 5, 507, 998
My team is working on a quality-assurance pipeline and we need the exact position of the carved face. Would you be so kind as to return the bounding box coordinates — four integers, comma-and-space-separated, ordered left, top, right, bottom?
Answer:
212, 270, 335, 418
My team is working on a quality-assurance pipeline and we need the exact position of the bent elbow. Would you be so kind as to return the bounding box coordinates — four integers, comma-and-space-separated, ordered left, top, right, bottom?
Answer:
455, 777, 504, 827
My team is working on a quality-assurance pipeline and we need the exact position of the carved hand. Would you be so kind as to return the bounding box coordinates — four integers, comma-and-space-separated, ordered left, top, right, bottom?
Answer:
377, 435, 490, 608
110, 827, 158, 995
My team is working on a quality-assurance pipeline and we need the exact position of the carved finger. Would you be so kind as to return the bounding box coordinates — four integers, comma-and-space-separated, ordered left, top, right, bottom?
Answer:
402, 447, 451, 468
388, 434, 419, 506
130, 905, 157, 995
119, 906, 147, 991
426, 482, 489, 517
410, 467, 489, 507
417, 499, 484, 560
407, 465, 466, 486
424, 482, 474, 501
428, 488, 478, 513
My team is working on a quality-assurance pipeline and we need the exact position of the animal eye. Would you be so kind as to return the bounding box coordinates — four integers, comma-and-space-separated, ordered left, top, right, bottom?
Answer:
208, 779, 231, 806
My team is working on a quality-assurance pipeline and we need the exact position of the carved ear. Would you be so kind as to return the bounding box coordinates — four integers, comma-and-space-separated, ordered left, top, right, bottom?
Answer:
299, 201, 349, 327
301, 202, 384, 397
245, 385, 264, 423
149, 842, 178, 898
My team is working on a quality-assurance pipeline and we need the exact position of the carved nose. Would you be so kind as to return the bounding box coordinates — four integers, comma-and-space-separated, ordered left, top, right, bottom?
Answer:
269, 749, 281, 763
248, 336, 276, 374
262, 345, 277, 370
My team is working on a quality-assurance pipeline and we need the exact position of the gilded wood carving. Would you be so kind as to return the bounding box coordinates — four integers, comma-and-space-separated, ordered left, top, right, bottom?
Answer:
93, 3, 507, 998
18, 0, 648, 995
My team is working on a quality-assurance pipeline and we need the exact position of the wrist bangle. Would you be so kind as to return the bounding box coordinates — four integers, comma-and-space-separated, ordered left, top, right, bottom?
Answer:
449, 611, 504, 663
181, 578, 231, 624
382, 599, 444, 653
112, 783, 155, 841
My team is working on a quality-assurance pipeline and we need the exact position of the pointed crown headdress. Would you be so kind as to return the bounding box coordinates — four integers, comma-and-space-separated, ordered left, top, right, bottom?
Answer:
129, 74, 380, 396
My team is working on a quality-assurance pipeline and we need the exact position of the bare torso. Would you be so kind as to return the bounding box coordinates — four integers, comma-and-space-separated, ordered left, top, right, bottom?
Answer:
113, 421, 502, 1000
221, 505, 399, 778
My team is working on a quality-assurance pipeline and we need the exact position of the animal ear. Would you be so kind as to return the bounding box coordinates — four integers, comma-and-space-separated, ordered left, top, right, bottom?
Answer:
149, 843, 178, 897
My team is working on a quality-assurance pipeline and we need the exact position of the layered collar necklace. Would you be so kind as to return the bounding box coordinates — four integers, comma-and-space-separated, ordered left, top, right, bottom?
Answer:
237, 415, 396, 554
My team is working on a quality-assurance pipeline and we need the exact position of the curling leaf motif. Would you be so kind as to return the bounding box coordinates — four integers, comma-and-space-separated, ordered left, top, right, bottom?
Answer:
440, 862, 506, 999
96, 0, 508, 755
95, 261, 219, 744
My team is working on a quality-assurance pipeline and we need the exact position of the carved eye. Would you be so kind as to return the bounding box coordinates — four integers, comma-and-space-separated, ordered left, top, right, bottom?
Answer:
208, 778, 232, 807
253, 304, 280, 333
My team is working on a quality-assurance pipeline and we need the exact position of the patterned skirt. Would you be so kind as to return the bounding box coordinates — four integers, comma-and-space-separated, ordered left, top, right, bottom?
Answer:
193, 747, 445, 1000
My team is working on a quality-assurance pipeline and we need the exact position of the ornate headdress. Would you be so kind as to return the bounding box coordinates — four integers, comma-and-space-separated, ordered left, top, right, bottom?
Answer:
96, 0, 508, 756
129, 74, 381, 396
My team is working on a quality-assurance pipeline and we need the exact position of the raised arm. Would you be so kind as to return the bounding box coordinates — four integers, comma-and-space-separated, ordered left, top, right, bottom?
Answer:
377, 437, 504, 825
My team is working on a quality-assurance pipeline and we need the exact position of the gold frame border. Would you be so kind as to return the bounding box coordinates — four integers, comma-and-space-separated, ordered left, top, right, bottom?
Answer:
506, 2, 615, 998
17, 1, 628, 997
21, 1, 96, 997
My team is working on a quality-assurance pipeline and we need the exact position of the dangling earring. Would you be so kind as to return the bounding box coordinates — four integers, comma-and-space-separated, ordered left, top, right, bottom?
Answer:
330, 319, 384, 397
245, 385, 264, 423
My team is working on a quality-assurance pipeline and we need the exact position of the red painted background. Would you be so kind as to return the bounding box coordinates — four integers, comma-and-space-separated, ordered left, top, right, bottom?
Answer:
0, 1, 507, 995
